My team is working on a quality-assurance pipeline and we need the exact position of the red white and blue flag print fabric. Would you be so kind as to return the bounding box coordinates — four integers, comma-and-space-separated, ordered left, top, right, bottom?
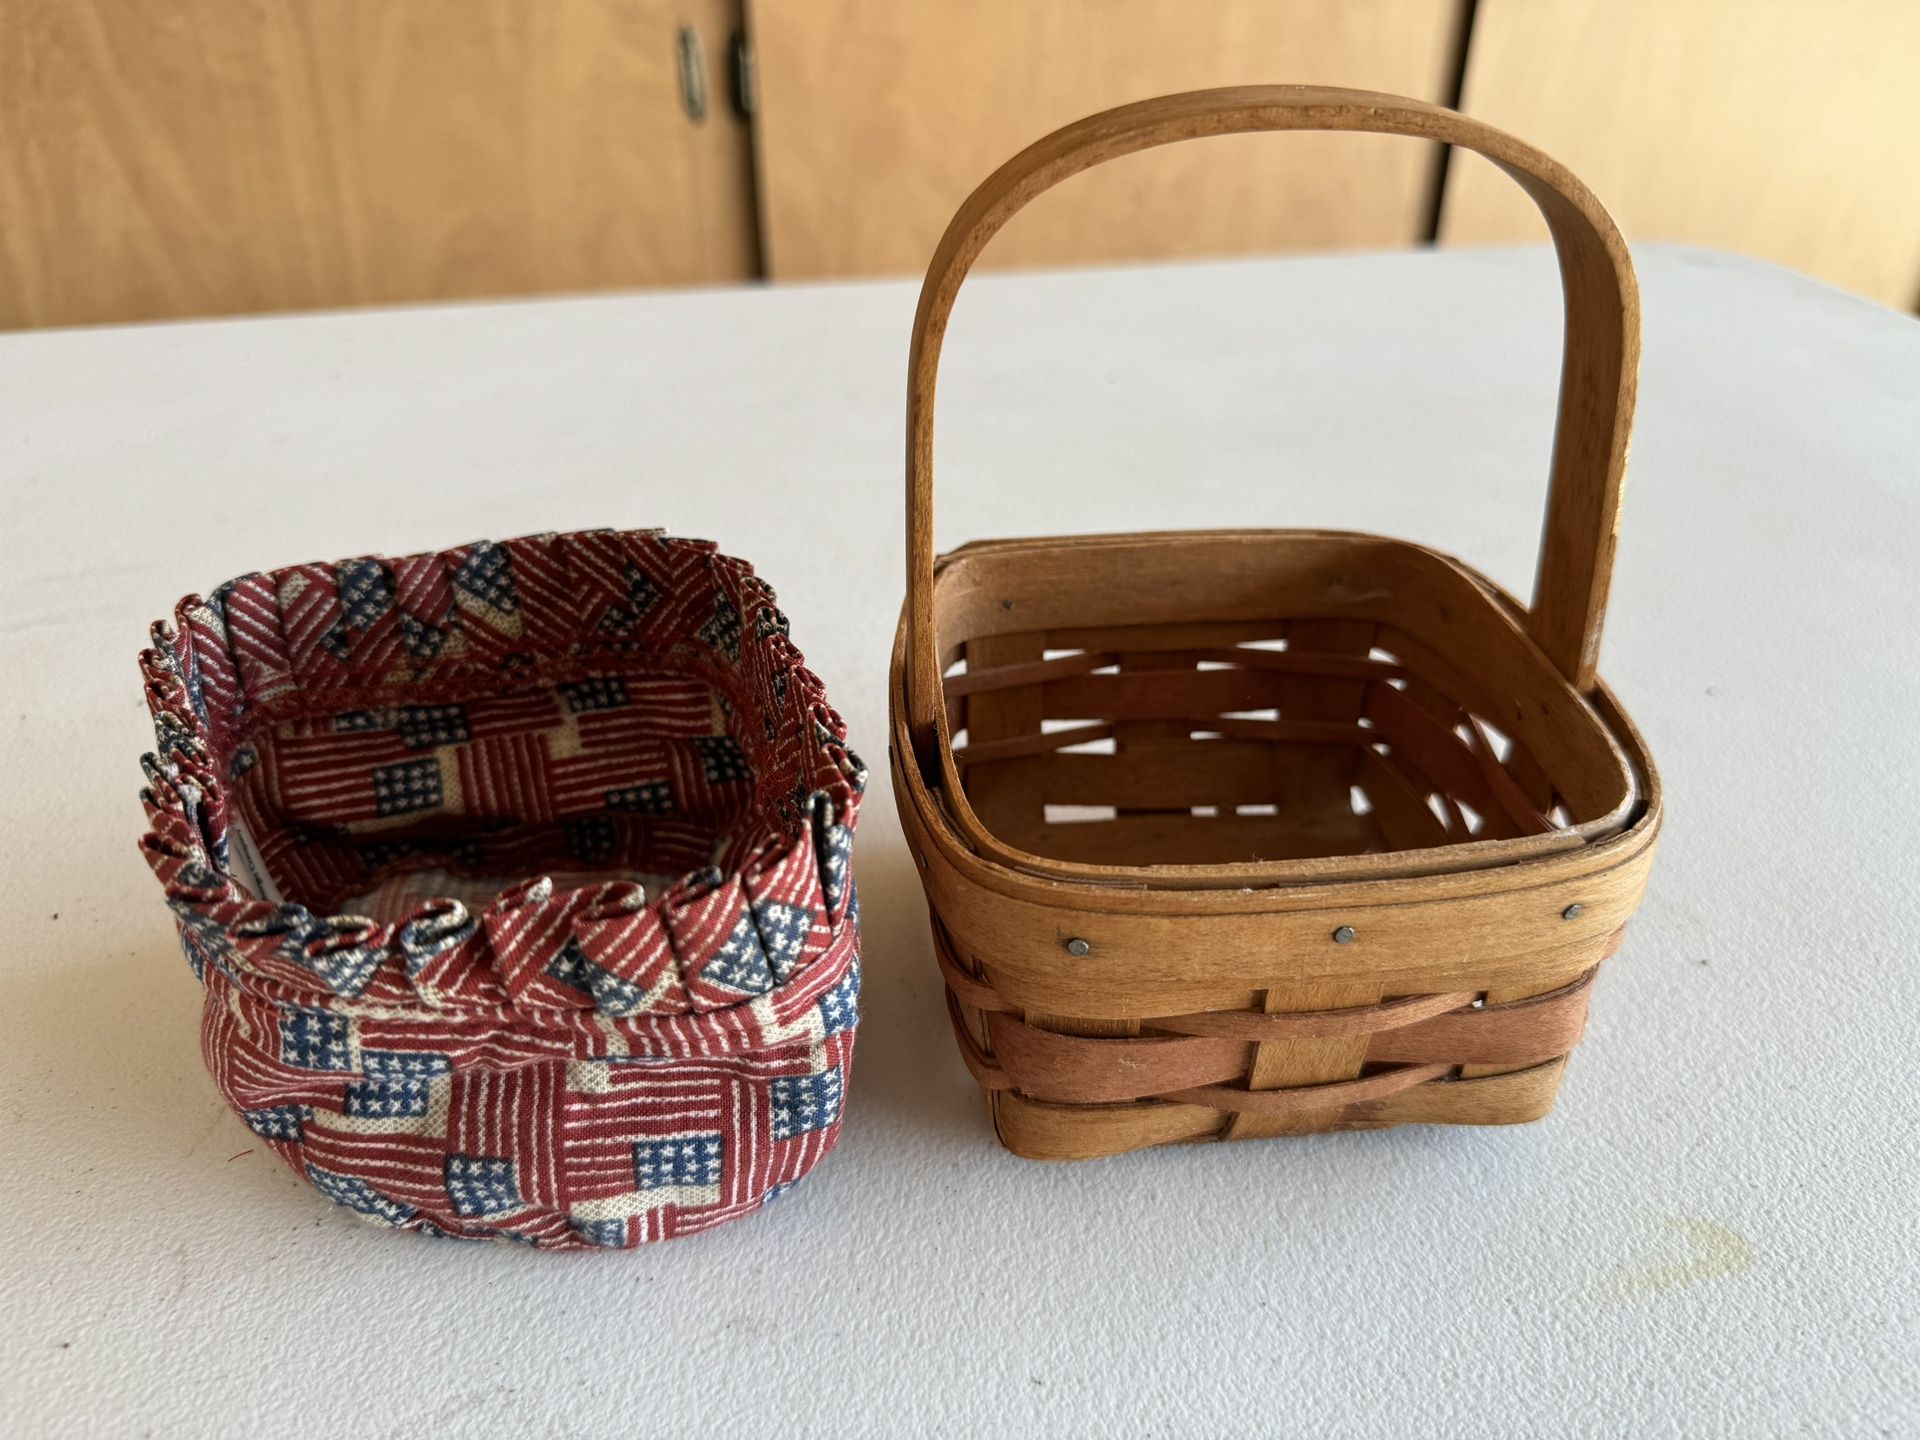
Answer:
138, 530, 864, 1248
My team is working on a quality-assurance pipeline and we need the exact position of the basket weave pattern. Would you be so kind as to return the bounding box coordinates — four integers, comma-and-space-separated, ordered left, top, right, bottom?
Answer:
891, 88, 1663, 1161
140, 529, 865, 1245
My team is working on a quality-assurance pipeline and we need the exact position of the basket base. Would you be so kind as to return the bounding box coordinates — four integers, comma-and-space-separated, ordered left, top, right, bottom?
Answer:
985, 1057, 1570, 1161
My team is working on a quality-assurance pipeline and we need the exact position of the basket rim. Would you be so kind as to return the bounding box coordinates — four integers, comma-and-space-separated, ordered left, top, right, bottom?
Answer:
139, 528, 866, 1022
890, 527, 1660, 900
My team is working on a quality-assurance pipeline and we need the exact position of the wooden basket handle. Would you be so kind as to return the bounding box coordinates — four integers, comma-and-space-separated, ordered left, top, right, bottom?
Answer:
905, 85, 1639, 770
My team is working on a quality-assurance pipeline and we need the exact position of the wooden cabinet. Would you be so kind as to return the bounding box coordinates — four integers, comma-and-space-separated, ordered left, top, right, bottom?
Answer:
1440, 0, 1920, 311
0, 0, 756, 328
746, 0, 1466, 279
5, 1, 1913, 326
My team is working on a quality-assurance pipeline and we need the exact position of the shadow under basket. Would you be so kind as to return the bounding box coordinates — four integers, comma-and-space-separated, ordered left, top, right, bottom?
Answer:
890, 87, 1663, 1161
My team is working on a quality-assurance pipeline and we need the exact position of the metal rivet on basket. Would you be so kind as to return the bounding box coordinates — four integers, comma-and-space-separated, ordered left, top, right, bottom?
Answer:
1331, 925, 1356, 945
1562, 903, 1584, 920
1064, 937, 1092, 957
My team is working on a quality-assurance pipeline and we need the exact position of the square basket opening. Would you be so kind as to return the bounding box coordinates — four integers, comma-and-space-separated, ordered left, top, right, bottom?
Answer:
929, 531, 1635, 872
168, 534, 847, 921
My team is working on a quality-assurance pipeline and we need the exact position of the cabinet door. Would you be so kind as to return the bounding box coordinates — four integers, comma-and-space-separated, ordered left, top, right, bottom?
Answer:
747, 0, 1465, 280
1440, 0, 1920, 310
0, 0, 756, 328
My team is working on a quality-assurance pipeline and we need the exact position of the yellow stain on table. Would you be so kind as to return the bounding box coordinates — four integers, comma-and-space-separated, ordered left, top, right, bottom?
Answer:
1590, 1215, 1757, 1302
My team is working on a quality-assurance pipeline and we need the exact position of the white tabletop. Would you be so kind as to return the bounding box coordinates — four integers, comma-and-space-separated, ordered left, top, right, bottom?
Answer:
3, 245, 1915, 1438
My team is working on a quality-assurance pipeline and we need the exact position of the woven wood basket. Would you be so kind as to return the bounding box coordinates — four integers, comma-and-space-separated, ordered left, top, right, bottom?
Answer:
890, 86, 1663, 1162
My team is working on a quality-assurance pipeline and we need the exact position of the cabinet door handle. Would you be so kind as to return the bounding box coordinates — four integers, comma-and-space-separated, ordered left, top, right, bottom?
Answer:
677, 24, 708, 123
730, 29, 757, 119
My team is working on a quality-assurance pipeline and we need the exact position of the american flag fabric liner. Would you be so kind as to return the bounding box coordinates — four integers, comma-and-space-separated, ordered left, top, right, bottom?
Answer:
137, 529, 865, 1248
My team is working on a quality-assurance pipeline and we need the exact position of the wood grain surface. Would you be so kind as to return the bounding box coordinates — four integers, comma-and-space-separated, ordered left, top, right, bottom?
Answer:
0, 0, 756, 328
1441, 0, 1920, 310
749, 0, 1464, 278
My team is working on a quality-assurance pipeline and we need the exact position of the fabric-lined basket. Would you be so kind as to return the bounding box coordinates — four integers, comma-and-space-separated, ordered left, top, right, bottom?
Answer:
139, 529, 865, 1246
892, 87, 1663, 1161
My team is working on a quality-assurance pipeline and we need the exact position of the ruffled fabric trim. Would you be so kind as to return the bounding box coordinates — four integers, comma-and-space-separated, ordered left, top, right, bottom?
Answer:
138, 529, 865, 1025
